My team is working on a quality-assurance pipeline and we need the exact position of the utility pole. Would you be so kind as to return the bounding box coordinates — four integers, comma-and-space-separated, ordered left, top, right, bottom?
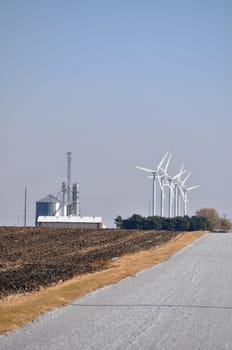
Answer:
24, 186, 27, 227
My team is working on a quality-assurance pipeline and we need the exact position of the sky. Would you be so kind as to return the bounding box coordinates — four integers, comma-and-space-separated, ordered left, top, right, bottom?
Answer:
0, 0, 231, 227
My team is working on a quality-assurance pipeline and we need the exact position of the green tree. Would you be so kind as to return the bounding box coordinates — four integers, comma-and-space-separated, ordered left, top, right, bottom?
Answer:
119, 214, 145, 229
145, 216, 163, 230
190, 216, 210, 231
163, 218, 176, 231
174, 216, 191, 231
114, 215, 122, 228
128, 214, 144, 229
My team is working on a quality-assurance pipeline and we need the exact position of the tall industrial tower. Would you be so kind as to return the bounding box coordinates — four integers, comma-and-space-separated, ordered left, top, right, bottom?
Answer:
72, 183, 80, 216
67, 152, 72, 215
61, 181, 66, 216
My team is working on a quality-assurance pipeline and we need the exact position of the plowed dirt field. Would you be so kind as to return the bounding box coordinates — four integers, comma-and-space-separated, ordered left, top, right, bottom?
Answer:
0, 227, 182, 298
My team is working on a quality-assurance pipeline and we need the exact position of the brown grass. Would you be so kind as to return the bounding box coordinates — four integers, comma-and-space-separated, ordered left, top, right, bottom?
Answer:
0, 231, 205, 334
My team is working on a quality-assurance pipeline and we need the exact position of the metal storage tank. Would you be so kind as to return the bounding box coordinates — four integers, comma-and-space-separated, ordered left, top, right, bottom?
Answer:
35, 194, 60, 226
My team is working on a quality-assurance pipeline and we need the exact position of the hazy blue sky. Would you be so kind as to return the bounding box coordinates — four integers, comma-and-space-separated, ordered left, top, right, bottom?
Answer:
1, 0, 231, 227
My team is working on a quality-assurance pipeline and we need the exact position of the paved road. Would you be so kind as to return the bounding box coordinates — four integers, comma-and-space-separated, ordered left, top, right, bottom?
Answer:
1, 233, 232, 350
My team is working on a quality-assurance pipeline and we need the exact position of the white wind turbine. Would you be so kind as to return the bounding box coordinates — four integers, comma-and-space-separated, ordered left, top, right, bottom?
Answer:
136, 151, 170, 217
179, 174, 200, 216
177, 172, 191, 216
159, 152, 172, 217
181, 185, 200, 216
172, 164, 186, 217
164, 166, 187, 218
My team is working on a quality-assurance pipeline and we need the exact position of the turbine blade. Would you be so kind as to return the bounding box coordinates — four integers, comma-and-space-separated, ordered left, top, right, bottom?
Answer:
157, 174, 163, 190
136, 166, 154, 173
173, 169, 187, 180
164, 152, 172, 173
179, 163, 184, 173
157, 151, 170, 170
158, 176, 166, 198
182, 172, 191, 185
178, 185, 185, 200
187, 185, 200, 191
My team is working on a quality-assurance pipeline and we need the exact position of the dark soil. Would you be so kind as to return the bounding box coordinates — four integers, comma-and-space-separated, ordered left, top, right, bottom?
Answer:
0, 227, 181, 298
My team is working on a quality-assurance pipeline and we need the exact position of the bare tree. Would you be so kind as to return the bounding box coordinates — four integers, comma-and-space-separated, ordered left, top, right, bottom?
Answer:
196, 208, 220, 230
220, 218, 231, 232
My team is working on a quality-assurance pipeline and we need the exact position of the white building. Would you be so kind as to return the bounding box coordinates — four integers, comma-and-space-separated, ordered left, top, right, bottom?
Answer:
37, 215, 105, 229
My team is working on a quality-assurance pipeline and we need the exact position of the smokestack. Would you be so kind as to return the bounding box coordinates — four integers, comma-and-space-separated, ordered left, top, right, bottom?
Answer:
72, 183, 80, 216
67, 152, 72, 215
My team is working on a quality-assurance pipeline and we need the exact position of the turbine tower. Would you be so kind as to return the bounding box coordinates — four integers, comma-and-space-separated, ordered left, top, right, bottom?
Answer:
165, 169, 186, 218
173, 164, 185, 217
178, 172, 191, 216
179, 182, 200, 216
159, 152, 171, 217
136, 151, 170, 217
160, 153, 187, 218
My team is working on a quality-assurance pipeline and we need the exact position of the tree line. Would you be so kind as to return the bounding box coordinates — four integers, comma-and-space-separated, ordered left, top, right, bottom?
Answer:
114, 208, 231, 232
114, 214, 209, 231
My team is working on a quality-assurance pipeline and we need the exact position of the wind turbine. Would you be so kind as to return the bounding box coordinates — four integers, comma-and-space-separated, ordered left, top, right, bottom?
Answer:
165, 168, 187, 218
176, 172, 190, 216
159, 152, 172, 217
160, 153, 187, 218
172, 164, 186, 217
178, 172, 200, 215
179, 182, 200, 216
136, 151, 170, 217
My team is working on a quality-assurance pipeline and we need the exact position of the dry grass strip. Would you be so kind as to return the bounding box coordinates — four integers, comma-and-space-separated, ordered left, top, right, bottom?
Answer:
0, 231, 205, 334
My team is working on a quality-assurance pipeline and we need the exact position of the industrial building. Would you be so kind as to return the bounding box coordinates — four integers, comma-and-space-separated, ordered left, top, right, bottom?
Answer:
35, 152, 105, 229
37, 216, 104, 229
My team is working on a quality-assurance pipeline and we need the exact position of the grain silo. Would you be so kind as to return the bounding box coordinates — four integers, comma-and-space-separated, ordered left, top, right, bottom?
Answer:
35, 194, 60, 226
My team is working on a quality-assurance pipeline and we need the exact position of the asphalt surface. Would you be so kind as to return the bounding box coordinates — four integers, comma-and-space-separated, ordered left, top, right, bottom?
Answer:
1, 233, 232, 350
